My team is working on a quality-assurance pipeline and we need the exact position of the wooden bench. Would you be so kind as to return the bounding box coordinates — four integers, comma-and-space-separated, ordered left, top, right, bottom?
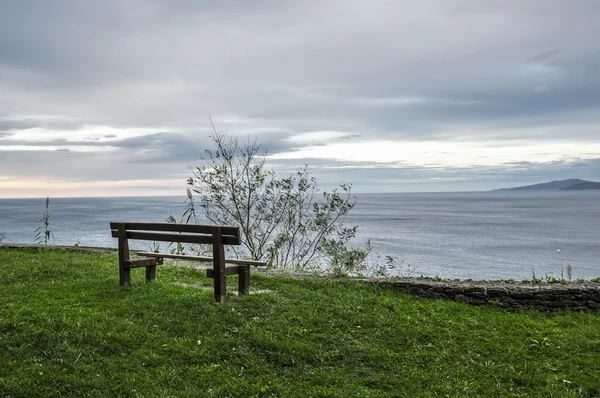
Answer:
110, 222, 266, 303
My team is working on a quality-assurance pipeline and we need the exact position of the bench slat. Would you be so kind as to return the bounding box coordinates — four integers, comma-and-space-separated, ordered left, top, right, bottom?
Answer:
125, 258, 160, 269
110, 222, 239, 236
136, 251, 267, 267
207, 266, 243, 277
110, 230, 241, 245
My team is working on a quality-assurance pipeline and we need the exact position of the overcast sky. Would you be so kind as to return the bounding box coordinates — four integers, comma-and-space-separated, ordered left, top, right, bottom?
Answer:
1, 0, 599, 198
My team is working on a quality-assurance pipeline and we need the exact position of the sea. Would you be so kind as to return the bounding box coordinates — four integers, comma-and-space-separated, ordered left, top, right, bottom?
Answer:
1, 191, 598, 281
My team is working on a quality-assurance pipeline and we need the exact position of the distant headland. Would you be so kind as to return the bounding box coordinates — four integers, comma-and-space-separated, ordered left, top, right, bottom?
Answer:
493, 179, 600, 191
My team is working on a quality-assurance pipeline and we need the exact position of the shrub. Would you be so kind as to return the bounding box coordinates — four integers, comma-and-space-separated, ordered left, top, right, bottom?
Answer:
187, 129, 367, 272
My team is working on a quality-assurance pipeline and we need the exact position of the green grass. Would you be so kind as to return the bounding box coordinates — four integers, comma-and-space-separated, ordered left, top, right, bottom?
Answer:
1, 248, 599, 397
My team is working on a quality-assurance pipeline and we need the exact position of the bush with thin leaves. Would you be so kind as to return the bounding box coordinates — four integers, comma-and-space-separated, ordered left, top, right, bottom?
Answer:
187, 129, 367, 272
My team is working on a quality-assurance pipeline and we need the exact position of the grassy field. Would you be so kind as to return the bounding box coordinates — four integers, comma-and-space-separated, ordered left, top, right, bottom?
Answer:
1, 248, 599, 397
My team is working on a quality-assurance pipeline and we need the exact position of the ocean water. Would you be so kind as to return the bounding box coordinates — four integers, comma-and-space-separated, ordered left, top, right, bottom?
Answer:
1, 192, 598, 280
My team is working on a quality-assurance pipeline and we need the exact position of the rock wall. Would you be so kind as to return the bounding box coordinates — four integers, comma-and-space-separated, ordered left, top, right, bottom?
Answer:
3, 244, 598, 312
368, 279, 600, 311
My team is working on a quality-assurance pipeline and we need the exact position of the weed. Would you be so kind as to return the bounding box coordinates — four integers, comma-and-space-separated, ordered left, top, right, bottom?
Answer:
165, 215, 186, 255
149, 241, 161, 253
34, 196, 53, 245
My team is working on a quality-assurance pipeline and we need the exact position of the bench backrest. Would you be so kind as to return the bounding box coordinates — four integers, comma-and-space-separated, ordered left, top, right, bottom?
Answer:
109, 222, 241, 245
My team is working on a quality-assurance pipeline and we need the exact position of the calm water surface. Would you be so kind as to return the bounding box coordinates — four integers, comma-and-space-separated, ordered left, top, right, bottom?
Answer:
1, 192, 598, 280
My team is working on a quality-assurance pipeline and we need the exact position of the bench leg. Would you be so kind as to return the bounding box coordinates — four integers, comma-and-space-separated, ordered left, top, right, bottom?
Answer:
146, 265, 156, 282
120, 266, 131, 286
213, 228, 227, 304
238, 265, 250, 295
117, 223, 130, 286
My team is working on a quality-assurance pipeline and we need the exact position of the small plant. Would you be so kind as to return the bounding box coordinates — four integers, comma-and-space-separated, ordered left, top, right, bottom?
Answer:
528, 268, 542, 284
74, 240, 80, 247
522, 268, 578, 284
182, 188, 200, 224
544, 272, 567, 284
368, 254, 392, 278
363, 254, 405, 278
567, 264, 573, 282
149, 241, 161, 253
321, 231, 370, 276
0, 232, 5, 243
171, 192, 211, 257
170, 243, 186, 255
34, 197, 53, 245
166, 215, 186, 255
495, 278, 517, 284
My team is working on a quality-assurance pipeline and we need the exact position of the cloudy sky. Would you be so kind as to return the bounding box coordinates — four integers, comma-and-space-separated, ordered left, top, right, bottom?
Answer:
1, 0, 599, 198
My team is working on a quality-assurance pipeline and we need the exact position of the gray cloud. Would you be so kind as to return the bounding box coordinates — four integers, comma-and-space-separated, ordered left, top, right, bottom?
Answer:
0, 117, 84, 133
1, 0, 600, 195
527, 48, 563, 63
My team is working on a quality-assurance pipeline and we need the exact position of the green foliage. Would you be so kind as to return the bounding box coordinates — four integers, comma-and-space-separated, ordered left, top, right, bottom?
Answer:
182, 187, 200, 225
523, 267, 581, 284
321, 233, 370, 277
544, 272, 565, 284
34, 196, 53, 245
187, 129, 366, 273
1, 248, 600, 397
363, 254, 409, 278
149, 241, 161, 253
166, 190, 209, 257
166, 215, 186, 255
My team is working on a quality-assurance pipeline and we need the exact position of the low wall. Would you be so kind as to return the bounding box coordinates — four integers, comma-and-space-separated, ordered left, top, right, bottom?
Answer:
2, 244, 598, 311
367, 279, 600, 312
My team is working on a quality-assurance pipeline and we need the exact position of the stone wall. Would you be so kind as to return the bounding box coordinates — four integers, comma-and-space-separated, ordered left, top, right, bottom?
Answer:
367, 279, 600, 312
3, 244, 598, 312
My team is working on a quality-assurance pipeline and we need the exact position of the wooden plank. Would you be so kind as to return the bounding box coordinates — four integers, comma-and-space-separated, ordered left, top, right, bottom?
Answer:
206, 266, 242, 277
109, 222, 239, 236
145, 257, 162, 282
136, 252, 267, 267
146, 265, 156, 282
238, 265, 250, 295
110, 230, 240, 245
117, 223, 130, 286
125, 258, 159, 269
213, 227, 227, 304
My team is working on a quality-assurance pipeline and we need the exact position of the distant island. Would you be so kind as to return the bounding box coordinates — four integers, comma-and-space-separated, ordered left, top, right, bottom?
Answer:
494, 179, 600, 191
